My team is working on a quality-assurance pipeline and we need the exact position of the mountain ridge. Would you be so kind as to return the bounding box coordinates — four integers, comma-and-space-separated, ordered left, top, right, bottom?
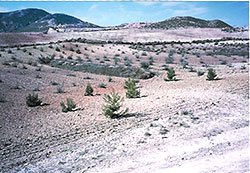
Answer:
0, 8, 100, 32
145, 16, 233, 29
0, 8, 234, 32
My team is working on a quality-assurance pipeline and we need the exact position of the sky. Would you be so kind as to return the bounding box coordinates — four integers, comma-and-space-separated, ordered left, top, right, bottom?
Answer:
0, 1, 249, 27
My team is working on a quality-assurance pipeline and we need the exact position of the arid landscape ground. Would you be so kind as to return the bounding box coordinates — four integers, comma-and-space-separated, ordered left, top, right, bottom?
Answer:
0, 26, 249, 173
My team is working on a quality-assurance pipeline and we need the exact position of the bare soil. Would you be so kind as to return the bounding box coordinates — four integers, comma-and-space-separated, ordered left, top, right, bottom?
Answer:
0, 29, 249, 173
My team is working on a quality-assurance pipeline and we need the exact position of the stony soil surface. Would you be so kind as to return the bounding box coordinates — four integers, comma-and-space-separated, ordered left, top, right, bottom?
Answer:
0, 62, 248, 172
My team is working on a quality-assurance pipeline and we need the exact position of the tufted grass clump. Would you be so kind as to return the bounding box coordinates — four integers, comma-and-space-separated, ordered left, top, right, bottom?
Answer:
102, 92, 128, 119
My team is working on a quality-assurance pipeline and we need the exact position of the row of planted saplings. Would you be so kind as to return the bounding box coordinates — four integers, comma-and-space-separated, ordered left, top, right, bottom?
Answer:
26, 68, 218, 118
26, 78, 140, 119
164, 67, 218, 81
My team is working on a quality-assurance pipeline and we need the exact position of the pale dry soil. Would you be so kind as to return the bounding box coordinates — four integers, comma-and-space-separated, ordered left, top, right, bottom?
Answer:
0, 28, 248, 46
0, 63, 249, 173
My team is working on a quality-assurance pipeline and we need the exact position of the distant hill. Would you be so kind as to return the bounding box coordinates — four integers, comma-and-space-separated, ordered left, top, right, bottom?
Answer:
0, 9, 234, 32
146, 16, 233, 29
0, 8, 100, 32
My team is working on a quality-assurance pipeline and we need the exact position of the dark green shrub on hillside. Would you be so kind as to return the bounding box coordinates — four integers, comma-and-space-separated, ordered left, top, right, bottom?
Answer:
60, 98, 76, 112
84, 83, 94, 96
140, 61, 150, 70
102, 92, 128, 119
26, 92, 42, 107
76, 49, 81, 54
124, 78, 140, 98
149, 56, 154, 65
165, 68, 176, 81
38, 55, 54, 65
165, 50, 174, 64
206, 68, 217, 80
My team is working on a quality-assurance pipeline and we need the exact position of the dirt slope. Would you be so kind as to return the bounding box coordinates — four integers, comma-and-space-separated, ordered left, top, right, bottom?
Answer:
0, 63, 248, 172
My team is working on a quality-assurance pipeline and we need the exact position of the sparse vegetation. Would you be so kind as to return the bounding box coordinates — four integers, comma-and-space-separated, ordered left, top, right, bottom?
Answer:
85, 83, 94, 96
26, 92, 42, 107
207, 68, 217, 81
60, 98, 76, 112
165, 68, 176, 81
102, 92, 128, 119
124, 78, 140, 98
140, 61, 150, 70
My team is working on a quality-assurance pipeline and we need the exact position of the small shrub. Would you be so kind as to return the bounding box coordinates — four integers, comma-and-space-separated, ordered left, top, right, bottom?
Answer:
2, 61, 12, 66
11, 62, 19, 68
51, 81, 59, 86
38, 56, 54, 65
66, 73, 76, 77
60, 98, 76, 112
140, 61, 150, 70
206, 68, 217, 81
35, 75, 42, 79
67, 55, 73, 60
165, 68, 176, 81
26, 92, 42, 107
149, 57, 154, 65
22, 64, 28, 69
165, 51, 174, 64
33, 87, 40, 91
76, 49, 81, 54
55, 47, 60, 52
85, 83, 94, 96
7, 49, 12, 54
102, 92, 128, 119
108, 77, 112, 82
220, 60, 227, 65
124, 78, 140, 98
